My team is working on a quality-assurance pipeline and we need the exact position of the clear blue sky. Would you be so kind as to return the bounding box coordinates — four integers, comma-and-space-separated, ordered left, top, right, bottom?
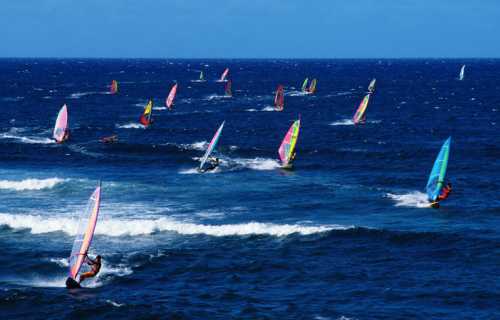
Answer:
1, 0, 499, 58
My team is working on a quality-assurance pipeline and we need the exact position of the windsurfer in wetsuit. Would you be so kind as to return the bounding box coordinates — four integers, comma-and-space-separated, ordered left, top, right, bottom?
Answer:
437, 182, 452, 201
79, 255, 102, 284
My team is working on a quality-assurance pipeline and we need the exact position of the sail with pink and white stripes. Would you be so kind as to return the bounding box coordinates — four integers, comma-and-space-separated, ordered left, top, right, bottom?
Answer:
53, 104, 69, 143
166, 84, 178, 110
219, 68, 229, 82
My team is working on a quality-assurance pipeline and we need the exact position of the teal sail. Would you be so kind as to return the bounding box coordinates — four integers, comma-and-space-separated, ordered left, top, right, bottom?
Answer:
426, 137, 451, 202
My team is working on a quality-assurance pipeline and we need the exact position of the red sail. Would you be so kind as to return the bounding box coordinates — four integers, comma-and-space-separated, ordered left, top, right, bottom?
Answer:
274, 85, 284, 111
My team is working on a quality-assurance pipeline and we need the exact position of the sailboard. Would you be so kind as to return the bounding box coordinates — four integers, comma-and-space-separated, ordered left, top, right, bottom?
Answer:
352, 94, 371, 125
110, 80, 118, 94
199, 121, 225, 171
278, 119, 301, 169
139, 99, 153, 126
53, 104, 69, 143
225, 80, 232, 97
426, 137, 451, 202
66, 183, 102, 288
301, 78, 309, 92
218, 68, 229, 82
274, 85, 285, 111
459, 65, 465, 81
368, 78, 376, 93
199, 71, 205, 81
166, 84, 178, 110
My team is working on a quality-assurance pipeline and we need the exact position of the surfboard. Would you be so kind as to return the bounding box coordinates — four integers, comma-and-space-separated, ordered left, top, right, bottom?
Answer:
426, 137, 451, 203
66, 183, 102, 288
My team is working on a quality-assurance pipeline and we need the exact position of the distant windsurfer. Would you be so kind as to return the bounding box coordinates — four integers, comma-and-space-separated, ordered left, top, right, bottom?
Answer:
78, 255, 102, 284
101, 134, 118, 144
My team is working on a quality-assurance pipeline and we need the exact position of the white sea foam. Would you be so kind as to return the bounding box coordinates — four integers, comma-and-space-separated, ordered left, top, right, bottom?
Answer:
0, 178, 66, 191
245, 108, 258, 112
386, 191, 430, 208
0, 213, 347, 237
153, 106, 167, 111
0, 132, 54, 144
261, 106, 276, 112
330, 119, 354, 126
232, 157, 281, 171
288, 91, 309, 97
116, 123, 145, 129
179, 141, 207, 151
106, 300, 125, 307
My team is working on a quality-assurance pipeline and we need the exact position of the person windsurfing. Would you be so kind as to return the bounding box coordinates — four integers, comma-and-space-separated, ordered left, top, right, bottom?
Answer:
199, 157, 220, 173
78, 255, 102, 284
430, 182, 452, 208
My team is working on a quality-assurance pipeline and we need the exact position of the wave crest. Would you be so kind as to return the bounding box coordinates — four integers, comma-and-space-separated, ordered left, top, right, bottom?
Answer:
0, 178, 66, 191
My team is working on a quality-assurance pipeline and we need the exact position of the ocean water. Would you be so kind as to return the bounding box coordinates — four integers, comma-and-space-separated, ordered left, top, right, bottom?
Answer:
0, 58, 499, 319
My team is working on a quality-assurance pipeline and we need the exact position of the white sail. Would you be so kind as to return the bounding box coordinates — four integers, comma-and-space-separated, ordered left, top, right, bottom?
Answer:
459, 65, 465, 81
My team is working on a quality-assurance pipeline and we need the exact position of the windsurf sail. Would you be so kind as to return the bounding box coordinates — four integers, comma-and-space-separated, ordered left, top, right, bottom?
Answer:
352, 94, 371, 124
139, 99, 153, 126
53, 104, 69, 143
278, 119, 301, 167
368, 78, 376, 93
225, 80, 232, 97
199, 71, 204, 81
219, 68, 229, 82
68, 183, 102, 280
459, 65, 465, 81
308, 79, 317, 94
301, 78, 309, 92
166, 84, 178, 110
426, 137, 452, 202
274, 85, 285, 111
199, 121, 225, 170
110, 80, 118, 94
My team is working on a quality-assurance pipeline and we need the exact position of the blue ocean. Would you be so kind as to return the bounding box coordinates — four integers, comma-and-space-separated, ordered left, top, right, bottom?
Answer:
0, 59, 498, 319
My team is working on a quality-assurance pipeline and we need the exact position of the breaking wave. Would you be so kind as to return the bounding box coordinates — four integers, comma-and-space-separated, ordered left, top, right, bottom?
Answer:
0, 178, 66, 191
386, 191, 430, 208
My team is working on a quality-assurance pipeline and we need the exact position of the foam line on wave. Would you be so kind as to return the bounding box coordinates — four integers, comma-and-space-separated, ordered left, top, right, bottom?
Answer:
0, 213, 350, 237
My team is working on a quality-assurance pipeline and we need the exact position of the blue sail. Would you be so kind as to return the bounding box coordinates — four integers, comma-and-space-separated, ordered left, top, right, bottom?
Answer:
426, 137, 451, 202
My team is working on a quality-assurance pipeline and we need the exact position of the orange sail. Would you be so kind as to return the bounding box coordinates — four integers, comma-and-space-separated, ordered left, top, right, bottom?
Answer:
110, 80, 118, 94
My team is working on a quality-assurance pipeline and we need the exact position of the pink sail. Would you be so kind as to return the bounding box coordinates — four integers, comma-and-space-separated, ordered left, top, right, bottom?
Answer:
53, 104, 69, 143
278, 119, 300, 165
68, 184, 102, 280
165, 84, 178, 110
219, 68, 229, 82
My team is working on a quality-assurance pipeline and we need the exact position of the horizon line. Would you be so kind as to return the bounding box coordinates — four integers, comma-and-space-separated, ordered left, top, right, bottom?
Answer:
0, 56, 499, 61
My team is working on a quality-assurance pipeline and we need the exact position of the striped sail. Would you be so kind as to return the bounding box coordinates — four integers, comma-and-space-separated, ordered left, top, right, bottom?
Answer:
53, 104, 69, 143
278, 119, 301, 166
308, 79, 317, 93
301, 78, 309, 92
426, 137, 451, 202
352, 94, 371, 124
68, 184, 102, 280
139, 99, 153, 126
459, 65, 465, 81
219, 68, 229, 82
274, 85, 284, 111
166, 84, 178, 109
199, 121, 225, 170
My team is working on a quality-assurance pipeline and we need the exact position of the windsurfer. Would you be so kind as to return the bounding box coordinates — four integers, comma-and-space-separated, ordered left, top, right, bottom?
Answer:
437, 182, 452, 201
79, 255, 102, 284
